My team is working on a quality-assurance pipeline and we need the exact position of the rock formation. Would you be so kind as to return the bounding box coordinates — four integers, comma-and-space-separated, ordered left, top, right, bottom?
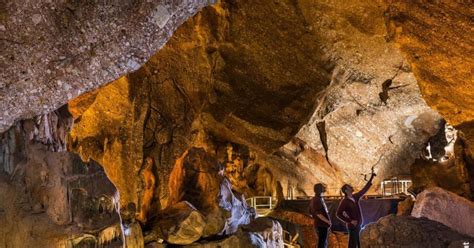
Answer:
167, 147, 253, 238
0, 112, 120, 247
0, 0, 212, 132
1, 0, 473, 247
146, 201, 206, 245
411, 187, 474, 238
361, 215, 473, 247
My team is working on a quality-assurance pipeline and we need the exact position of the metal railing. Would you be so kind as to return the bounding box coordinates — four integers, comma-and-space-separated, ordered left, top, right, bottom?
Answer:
246, 196, 276, 217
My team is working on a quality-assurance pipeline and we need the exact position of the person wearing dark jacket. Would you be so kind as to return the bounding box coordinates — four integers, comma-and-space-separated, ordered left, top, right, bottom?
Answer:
336, 172, 376, 248
309, 183, 331, 248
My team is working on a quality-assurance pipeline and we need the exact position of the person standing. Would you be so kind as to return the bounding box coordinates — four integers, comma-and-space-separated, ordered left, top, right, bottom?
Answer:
309, 183, 331, 248
336, 172, 376, 248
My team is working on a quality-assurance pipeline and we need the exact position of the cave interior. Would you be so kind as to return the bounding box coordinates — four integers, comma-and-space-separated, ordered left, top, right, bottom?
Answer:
0, 1, 473, 247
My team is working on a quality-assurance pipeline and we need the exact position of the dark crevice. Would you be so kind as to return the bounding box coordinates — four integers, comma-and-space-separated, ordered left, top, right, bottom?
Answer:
316, 121, 333, 167
379, 79, 392, 105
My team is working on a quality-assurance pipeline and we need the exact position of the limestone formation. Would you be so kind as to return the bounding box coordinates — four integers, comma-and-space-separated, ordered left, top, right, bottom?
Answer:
1, 0, 473, 246
360, 215, 473, 247
0, 117, 120, 247
385, 1, 474, 128
411, 187, 474, 238
184, 217, 283, 248
147, 201, 205, 245
240, 217, 284, 248
0, 0, 212, 132
168, 148, 253, 238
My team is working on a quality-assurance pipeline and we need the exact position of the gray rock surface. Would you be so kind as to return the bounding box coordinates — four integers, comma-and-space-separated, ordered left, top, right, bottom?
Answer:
412, 187, 474, 238
361, 215, 474, 248
0, 0, 211, 132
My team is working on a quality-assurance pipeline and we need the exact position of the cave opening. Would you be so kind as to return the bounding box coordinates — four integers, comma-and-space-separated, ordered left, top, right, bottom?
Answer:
1, 0, 473, 247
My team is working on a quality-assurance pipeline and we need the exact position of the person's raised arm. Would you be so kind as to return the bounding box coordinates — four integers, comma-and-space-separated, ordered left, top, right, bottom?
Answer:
354, 173, 376, 199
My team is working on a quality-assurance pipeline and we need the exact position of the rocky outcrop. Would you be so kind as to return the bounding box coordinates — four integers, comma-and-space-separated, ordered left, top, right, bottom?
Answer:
147, 201, 206, 245
410, 157, 472, 199
0, 0, 212, 132
66, 0, 448, 209
168, 148, 253, 238
68, 77, 149, 221
411, 187, 474, 238
385, 1, 474, 128
385, 2, 474, 196
240, 217, 284, 248
184, 217, 283, 248
361, 215, 474, 247
0, 117, 120, 247
396, 197, 414, 216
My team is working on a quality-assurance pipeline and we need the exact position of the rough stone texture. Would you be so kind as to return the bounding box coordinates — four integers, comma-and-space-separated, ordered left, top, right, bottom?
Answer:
268, 210, 348, 247
410, 157, 472, 199
360, 215, 474, 247
67, 0, 447, 210
67, 0, 335, 222
240, 217, 284, 248
183, 231, 265, 248
385, 2, 474, 200
396, 197, 414, 216
0, 0, 211, 132
168, 147, 254, 238
184, 217, 283, 248
411, 187, 474, 238
68, 76, 149, 222
3, 0, 473, 246
147, 201, 206, 245
385, 1, 474, 128
270, 0, 443, 193
0, 117, 120, 247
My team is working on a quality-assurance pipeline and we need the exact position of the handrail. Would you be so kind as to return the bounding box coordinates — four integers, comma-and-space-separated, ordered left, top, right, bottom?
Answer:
246, 196, 276, 217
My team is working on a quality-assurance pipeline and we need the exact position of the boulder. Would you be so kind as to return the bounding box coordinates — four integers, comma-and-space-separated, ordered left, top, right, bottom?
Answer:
412, 187, 474, 237
361, 215, 473, 247
396, 197, 414, 216
147, 201, 205, 245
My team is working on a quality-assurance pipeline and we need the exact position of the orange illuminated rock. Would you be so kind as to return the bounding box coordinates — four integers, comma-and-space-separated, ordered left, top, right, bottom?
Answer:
168, 148, 254, 237
148, 201, 205, 245
67, 76, 149, 221
137, 157, 156, 224
385, 1, 474, 128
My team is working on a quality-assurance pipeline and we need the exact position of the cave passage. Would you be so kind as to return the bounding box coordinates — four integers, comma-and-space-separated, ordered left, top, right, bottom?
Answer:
0, 1, 473, 248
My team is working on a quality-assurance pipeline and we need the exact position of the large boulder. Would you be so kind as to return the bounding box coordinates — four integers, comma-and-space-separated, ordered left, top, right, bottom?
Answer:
168, 147, 254, 237
147, 201, 205, 245
412, 187, 474, 238
361, 215, 474, 247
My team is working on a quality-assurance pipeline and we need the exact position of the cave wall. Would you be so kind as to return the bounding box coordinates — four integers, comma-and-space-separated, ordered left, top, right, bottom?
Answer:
0, 0, 473, 246
67, 0, 469, 216
0, 111, 120, 247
